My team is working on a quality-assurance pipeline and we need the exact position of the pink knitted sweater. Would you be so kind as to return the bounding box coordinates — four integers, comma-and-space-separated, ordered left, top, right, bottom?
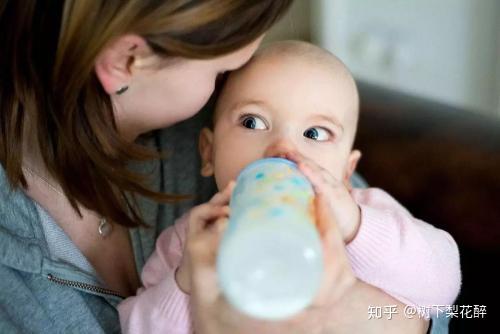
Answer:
118, 188, 461, 333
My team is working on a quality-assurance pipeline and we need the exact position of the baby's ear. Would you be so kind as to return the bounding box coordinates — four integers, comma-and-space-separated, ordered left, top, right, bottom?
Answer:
199, 127, 215, 177
344, 150, 362, 189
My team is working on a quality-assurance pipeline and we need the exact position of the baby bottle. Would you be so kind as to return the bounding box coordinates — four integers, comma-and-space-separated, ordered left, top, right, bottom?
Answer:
217, 157, 324, 320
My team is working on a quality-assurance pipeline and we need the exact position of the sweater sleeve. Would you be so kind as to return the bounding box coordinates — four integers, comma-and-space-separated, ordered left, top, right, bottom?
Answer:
346, 188, 461, 311
118, 214, 193, 334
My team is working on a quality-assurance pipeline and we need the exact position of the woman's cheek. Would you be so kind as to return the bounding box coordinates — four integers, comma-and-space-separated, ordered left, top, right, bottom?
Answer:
189, 76, 216, 114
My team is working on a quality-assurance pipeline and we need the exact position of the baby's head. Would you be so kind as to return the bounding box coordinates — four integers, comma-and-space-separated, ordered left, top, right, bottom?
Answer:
199, 40, 361, 190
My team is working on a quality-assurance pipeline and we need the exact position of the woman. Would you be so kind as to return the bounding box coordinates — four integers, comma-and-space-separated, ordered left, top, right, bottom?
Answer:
0, 0, 434, 332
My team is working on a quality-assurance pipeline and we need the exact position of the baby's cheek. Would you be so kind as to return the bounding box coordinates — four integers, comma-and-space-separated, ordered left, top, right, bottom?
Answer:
322, 156, 347, 180
213, 151, 239, 189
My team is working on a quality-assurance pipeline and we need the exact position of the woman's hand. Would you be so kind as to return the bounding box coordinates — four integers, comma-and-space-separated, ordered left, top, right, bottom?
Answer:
175, 182, 234, 294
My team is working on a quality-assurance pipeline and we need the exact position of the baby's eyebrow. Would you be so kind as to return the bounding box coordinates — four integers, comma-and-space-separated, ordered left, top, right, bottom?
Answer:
313, 114, 344, 133
230, 99, 269, 111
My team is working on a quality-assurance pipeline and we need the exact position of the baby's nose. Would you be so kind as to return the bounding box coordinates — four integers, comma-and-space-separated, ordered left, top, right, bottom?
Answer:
263, 138, 298, 160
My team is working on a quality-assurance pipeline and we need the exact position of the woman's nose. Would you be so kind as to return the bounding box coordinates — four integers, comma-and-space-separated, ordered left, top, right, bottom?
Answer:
263, 137, 298, 159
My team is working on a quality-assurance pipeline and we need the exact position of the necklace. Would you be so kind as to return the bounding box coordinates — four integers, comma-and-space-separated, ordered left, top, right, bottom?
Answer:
22, 164, 113, 238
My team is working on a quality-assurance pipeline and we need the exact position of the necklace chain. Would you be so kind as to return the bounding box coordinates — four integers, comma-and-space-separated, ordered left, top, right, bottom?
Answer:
22, 164, 113, 238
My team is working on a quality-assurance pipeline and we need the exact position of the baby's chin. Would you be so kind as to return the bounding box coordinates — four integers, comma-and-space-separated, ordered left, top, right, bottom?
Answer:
215, 176, 235, 193
214, 163, 251, 192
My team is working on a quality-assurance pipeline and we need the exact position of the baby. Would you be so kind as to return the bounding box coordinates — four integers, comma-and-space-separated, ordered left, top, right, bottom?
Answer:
118, 41, 461, 333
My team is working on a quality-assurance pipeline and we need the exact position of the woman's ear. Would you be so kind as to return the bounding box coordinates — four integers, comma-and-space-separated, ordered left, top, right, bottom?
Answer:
344, 149, 362, 190
199, 128, 215, 177
94, 34, 152, 94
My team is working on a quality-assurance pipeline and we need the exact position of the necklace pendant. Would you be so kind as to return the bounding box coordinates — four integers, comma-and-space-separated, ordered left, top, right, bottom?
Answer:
98, 218, 113, 238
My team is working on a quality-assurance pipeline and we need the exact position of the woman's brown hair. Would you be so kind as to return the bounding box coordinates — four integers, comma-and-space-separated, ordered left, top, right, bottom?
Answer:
0, 0, 292, 227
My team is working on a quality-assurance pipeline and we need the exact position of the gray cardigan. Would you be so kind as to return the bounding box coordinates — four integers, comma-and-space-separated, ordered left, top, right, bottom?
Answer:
0, 115, 448, 333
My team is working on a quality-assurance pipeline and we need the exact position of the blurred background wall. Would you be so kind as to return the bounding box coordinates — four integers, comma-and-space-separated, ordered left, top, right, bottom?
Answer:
265, 0, 500, 118
264, 0, 311, 42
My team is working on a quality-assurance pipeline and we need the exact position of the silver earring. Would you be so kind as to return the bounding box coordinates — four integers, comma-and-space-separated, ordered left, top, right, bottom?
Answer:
115, 86, 129, 95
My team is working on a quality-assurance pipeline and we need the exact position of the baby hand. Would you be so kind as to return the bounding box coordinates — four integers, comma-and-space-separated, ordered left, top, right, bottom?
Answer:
286, 152, 361, 243
175, 182, 234, 293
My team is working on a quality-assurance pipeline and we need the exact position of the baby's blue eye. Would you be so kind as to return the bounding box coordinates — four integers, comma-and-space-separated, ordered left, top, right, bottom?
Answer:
241, 115, 267, 130
303, 127, 330, 141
